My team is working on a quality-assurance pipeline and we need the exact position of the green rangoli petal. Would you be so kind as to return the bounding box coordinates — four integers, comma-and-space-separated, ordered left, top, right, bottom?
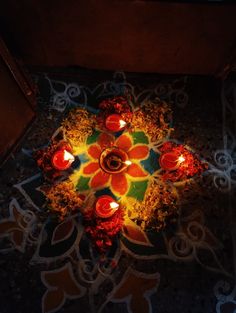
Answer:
86, 130, 100, 145
131, 131, 149, 145
126, 180, 148, 201
76, 176, 90, 191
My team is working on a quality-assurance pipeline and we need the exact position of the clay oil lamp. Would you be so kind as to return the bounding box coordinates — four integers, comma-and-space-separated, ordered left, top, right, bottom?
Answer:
159, 152, 185, 171
105, 114, 127, 132
95, 195, 119, 218
52, 148, 75, 171
99, 147, 131, 174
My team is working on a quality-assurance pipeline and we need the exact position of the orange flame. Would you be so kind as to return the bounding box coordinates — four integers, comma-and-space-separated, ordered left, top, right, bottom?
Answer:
63, 150, 75, 162
110, 201, 119, 209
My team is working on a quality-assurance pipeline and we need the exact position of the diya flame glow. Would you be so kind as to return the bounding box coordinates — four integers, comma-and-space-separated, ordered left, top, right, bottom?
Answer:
95, 195, 119, 218
105, 114, 127, 132
178, 155, 185, 164
124, 160, 132, 166
52, 149, 75, 170
119, 119, 127, 128
109, 201, 120, 209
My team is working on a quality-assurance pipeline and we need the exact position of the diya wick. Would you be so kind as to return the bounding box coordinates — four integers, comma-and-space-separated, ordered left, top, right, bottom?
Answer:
95, 195, 119, 218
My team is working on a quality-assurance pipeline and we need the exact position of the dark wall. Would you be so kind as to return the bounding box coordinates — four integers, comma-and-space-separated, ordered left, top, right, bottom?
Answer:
0, 39, 35, 165
1, 0, 236, 74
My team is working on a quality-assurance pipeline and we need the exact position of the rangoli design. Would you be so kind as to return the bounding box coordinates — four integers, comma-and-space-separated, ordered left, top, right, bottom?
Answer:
0, 72, 234, 313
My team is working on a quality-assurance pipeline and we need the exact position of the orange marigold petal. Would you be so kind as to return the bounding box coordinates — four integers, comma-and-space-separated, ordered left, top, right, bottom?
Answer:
83, 162, 99, 174
98, 133, 115, 150
90, 170, 110, 188
88, 145, 101, 159
126, 163, 148, 177
111, 173, 128, 195
128, 145, 149, 159
115, 135, 132, 152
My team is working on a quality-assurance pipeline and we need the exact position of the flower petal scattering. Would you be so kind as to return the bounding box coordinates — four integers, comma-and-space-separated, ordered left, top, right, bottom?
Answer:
62, 108, 96, 145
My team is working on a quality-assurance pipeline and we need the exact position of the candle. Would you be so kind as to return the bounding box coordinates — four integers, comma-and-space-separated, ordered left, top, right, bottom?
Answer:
105, 114, 126, 132
52, 149, 75, 170
159, 152, 185, 171
95, 195, 119, 218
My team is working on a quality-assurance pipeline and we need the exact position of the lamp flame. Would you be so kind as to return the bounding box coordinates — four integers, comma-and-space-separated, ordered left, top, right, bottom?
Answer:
178, 155, 185, 163
63, 150, 75, 162
124, 160, 132, 166
119, 120, 127, 128
110, 202, 119, 209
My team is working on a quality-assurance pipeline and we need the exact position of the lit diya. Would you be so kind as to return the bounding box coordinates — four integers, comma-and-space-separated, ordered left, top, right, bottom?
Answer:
159, 152, 185, 171
105, 114, 127, 132
52, 149, 75, 170
95, 195, 119, 218
99, 147, 131, 174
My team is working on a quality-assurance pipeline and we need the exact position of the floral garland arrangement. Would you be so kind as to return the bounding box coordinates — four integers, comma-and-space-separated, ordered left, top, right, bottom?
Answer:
131, 98, 173, 142
45, 180, 84, 220
62, 108, 96, 146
